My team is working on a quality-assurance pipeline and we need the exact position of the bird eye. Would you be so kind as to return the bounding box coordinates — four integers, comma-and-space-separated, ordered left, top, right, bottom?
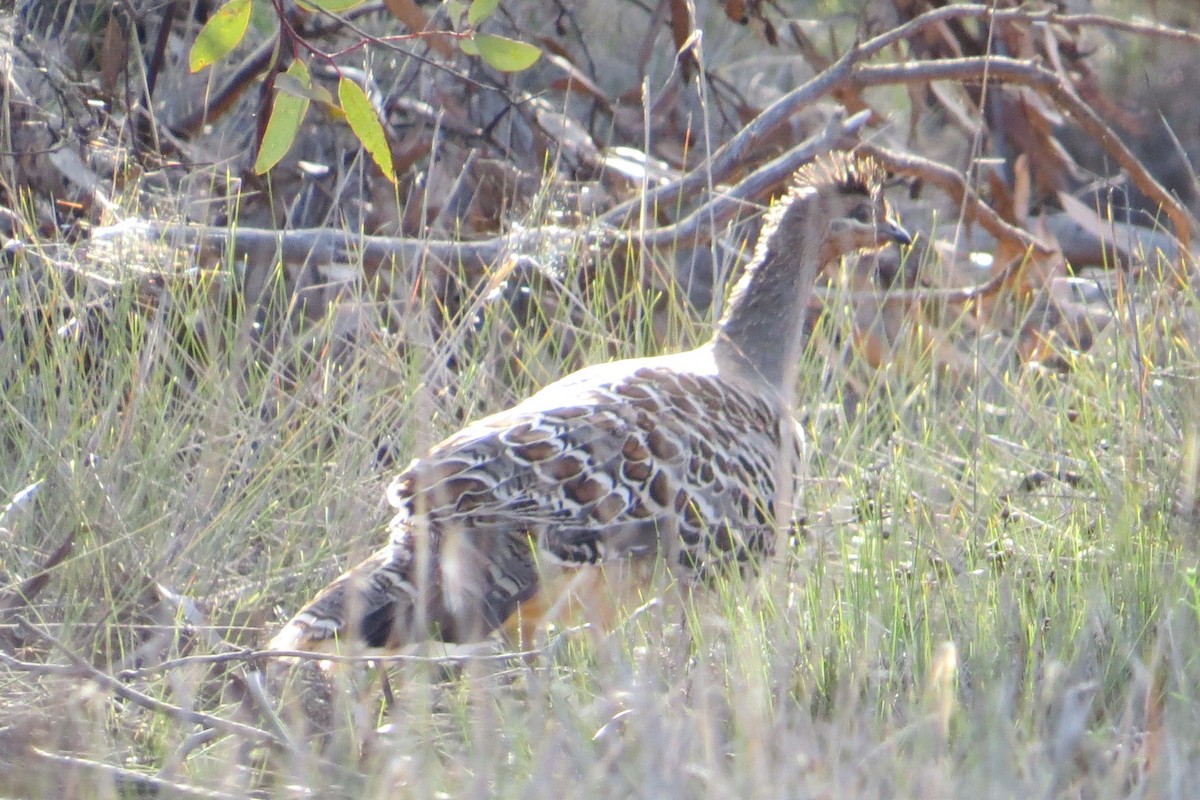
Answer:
849, 205, 873, 223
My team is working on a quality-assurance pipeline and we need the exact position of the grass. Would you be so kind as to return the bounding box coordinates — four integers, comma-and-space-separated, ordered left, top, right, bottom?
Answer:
2, 179, 1200, 799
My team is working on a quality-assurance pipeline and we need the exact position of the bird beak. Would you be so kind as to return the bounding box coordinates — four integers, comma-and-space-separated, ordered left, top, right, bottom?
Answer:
882, 220, 913, 246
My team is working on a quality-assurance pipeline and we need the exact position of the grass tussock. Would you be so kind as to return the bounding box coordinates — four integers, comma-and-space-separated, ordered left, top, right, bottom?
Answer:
2, 192, 1200, 799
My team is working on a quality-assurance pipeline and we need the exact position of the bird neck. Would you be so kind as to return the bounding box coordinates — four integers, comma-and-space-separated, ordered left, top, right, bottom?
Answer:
711, 189, 829, 401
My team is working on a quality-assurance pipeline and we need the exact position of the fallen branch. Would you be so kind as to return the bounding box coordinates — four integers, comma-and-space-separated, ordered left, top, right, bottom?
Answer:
119, 640, 560, 678
0, 527, 74, 653
28, 747, 245, 800
859, 145, 1046, 249
90, 116, 871, 281
635, 110, 872, 250
15, 617, 283, 747
0, 651, 83, 677
90, 217, 590, 277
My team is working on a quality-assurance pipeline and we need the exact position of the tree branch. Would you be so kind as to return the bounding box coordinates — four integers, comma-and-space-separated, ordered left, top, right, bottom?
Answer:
849, 57, 1195, 253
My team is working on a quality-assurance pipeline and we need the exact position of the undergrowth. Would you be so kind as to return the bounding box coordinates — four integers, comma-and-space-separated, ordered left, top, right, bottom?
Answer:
2, 193, 1198, 798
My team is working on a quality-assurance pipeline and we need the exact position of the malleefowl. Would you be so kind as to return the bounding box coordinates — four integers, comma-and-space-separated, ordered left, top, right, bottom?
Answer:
269, 152, 912, 654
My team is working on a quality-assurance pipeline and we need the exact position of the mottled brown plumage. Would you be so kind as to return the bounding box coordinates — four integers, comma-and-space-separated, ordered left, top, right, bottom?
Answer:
269, 151, 910, 654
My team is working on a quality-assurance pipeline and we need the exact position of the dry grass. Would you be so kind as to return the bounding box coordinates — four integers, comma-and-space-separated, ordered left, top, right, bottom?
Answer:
2, 188, 1199, 797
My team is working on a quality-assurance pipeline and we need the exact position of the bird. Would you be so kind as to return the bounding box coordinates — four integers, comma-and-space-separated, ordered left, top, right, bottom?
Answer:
268, 151, 911, 655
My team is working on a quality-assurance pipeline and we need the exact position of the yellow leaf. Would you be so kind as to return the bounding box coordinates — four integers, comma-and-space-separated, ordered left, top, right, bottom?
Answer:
254, 60, 311, 174
189, 0, 253, 72
338, 77, 395, 183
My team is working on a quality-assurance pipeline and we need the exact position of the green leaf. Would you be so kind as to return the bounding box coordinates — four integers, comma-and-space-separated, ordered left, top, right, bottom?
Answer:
458, 37, 480, 56
338, 77, 395, 183
274, 72, 336, 109
473, 33, 541, 72
298, 0, 367, 12
189, 0, 252, 72
254, 60, 311, 174
467, 0, 499, 25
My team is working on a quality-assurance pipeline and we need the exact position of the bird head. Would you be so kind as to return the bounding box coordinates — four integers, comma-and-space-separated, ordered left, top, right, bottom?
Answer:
815, 152, 911, 260
765, 152, 912, 266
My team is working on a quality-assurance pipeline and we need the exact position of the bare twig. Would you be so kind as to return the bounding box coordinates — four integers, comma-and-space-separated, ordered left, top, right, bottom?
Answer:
857, 143, 1048, 255
855, 3, 1200, 61
29, 747, 245, 800
119, 641, 560, 679
599, 51, 859, 228
0, 528, 75, 652
0, 651, 84, 677
635, 111, 873, 250
15, 617, 282, 746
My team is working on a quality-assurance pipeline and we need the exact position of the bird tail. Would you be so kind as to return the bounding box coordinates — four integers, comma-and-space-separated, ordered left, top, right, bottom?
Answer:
268, 527, 546, 653
268, 542, 426, 653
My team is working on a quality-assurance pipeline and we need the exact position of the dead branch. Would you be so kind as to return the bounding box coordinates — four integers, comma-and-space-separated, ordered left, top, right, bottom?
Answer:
599, 52, 858, 229
0, 529, 75, 653
15, 617, 283, 747
123, 641, 556, 677
91, 217, 589, 277
0, 651, 83, 677
90, 114, 870, 281
857, 143, 1049, 257
849, 56, 1195, 254
1043, 212, 1180, 268
855, 3, 1200, 60
603, 16, 1194, 261
634, 110, 873, 249
28, 747, 244, 800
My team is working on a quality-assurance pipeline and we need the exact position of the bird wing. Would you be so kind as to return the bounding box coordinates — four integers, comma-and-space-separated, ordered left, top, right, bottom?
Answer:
387, 364, 795, 577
